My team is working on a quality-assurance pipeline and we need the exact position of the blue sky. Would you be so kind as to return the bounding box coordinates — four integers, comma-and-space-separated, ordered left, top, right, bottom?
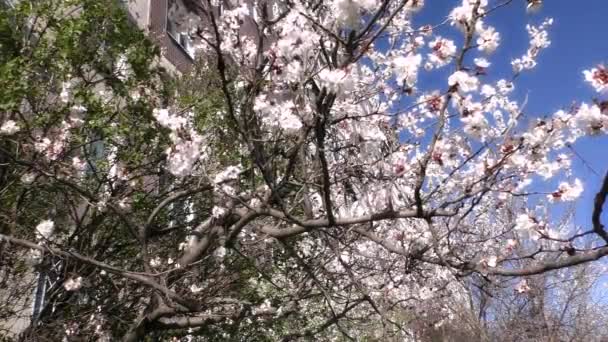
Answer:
412, 1, 608, 234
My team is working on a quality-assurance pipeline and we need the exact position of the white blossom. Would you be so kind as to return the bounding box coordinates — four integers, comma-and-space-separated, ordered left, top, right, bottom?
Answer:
476, 23, 500, 54
583, 66, 608, 93
549, 179, 583, 202
149, 256, 162, 267
190, 284, 203, 293
448, 71, 479, 93
575, 103, 607, 135
486, 256, 497, 268
392, 54, 422, 88
64, 277, 83, 291
21, 172, 37, 184
36, 220, 55, 240
0, 120, 19, 135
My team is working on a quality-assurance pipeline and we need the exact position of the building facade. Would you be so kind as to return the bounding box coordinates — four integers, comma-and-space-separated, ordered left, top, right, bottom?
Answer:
127, 0, 199, 74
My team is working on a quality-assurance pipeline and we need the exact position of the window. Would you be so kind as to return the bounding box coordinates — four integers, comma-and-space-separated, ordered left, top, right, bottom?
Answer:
166, 0, 202, 59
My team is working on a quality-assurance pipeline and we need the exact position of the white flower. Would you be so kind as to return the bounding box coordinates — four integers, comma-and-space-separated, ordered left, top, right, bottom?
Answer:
214, 165, 242, 184
448, 71, 478, 92
64, 277, 83, 291
117, 198, 131, 210
149, 256, 162, 267
392, 54, 422, 88
317, 68, 354, 94
60, 82, 71, 103
476, 24, 500, 54
0, 120, 19, 135
486, 255, 498, 268
515, 214, 537, 232
480, 84, 496, 98
278, 111, 303, 132
166, 134, 204, 177
506, 239, 518, 250
574, 103, 607, 135
215, 246, 227, 259
72, 157, 87, 172
497, 79, 514, 94
252, 299, 274, 315
21, 172, 37, 184
461, 112, 488, 139
153, 108, 187, 131
116, 54, 130, 81
512, 55, 537, 73
36, 220, 55, 240
190, 284, 203, 293
583, 66, 608, 93
474, 58, 491, 68
549, 179, 583, 202
29, 249, 43, 262
178, 241, 188, 251
427, 38, 456, 68
212, 206, 227, 218
332, 0, 377, 28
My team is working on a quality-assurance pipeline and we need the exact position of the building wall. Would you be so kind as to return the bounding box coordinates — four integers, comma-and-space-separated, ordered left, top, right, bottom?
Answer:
149, 0, 194, 74
125, 0, 151, 30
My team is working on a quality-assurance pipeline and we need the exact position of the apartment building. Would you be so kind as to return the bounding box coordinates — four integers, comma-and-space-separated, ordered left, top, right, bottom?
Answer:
127, 0, 202, 74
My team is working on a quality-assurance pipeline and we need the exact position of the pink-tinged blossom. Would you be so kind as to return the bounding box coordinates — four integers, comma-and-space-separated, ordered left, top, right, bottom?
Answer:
153, 108, 187, 131
515, 214, 539, 232
36, 219, 55, 240
448, 71, 479, 93
549, 179, 583, 202
461, 111, 488, 139
574, 103, 607, 135
392, 54, 422, 88
506, 239, 518, 252
153, 108, 205, 177
426, 37, 456, 68
64, 277, 83, 291
165, 135, 204, 177
214, 165, 242, 184
72, 157, 87, 173
450, 0, 488, 30
278, 111, 303, 132
476, 22, 500, 54
0, 120, 19, 135
583, 66, 608, 93
484, 255, 498, 267
512, 18, 552, 73
332, 0, 378, 28
317, 68, 354, 94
